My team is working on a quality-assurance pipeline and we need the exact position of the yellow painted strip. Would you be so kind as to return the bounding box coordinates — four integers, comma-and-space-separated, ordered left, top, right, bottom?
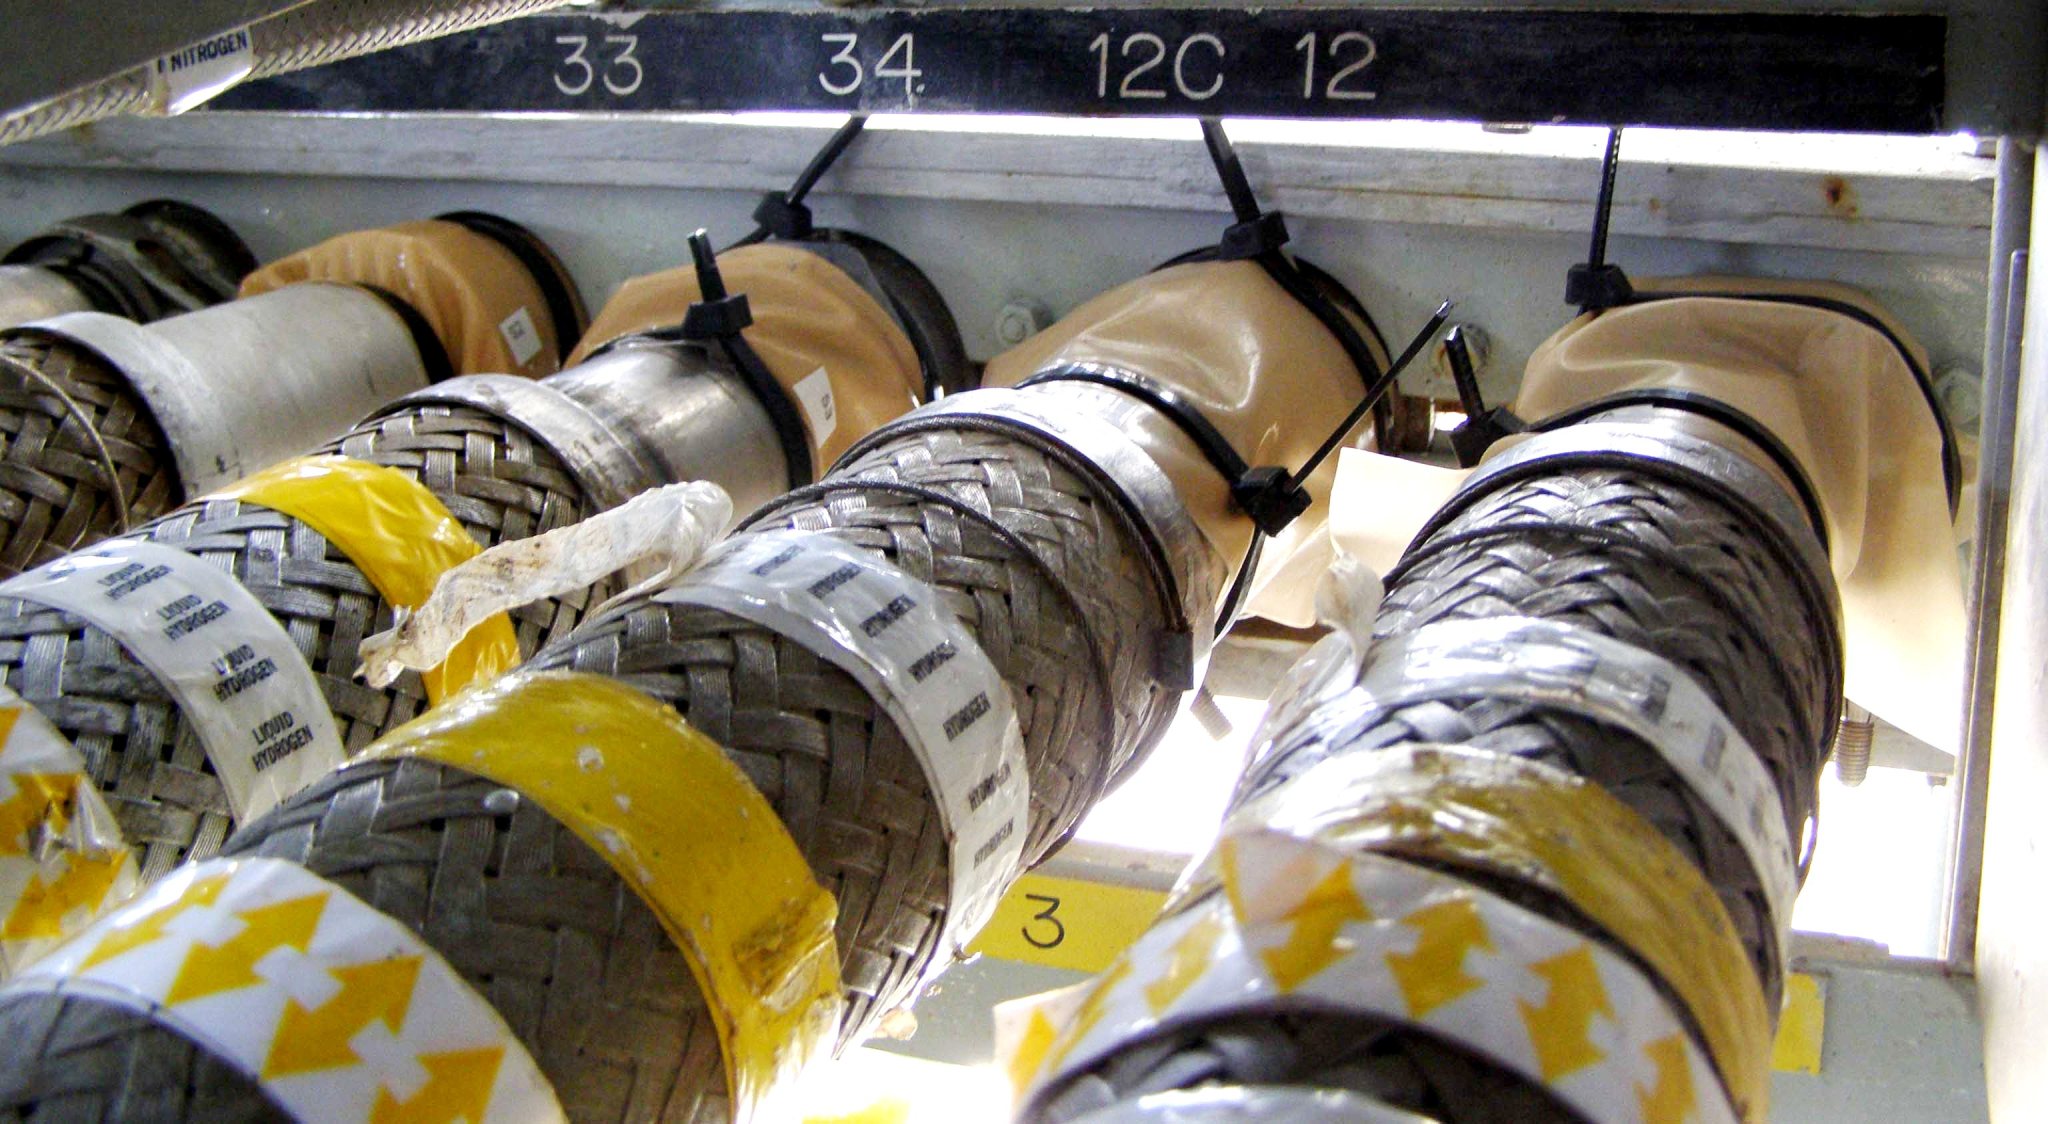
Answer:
969, 873, 1166, 975
368, 670, 841, 1121
213, 455, 519, 702
1771, 972, 1826, 1075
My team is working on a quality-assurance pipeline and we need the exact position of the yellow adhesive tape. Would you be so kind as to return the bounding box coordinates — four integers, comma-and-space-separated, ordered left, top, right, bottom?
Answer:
1235, 744, 1772, 1119
213, 455, 519, 702
366, 670, 843, 1121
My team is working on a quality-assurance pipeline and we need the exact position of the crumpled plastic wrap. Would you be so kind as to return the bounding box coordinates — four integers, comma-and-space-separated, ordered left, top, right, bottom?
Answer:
357, 480, 733, 687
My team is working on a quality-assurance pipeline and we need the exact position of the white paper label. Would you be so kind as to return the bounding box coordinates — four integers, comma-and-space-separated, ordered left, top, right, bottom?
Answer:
657, 532, 1028, 961
498, 306, 543, 367
0, 541, 345, 824
150, 27, 255, 115
792, 366, 838, 446
9, 857, 565, 1124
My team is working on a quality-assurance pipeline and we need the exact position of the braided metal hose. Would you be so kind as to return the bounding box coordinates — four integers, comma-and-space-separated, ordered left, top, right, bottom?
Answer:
0, 396, 606, 883
100, 380, 1198, 1124
0, 0, 565, 147
1027, 412, 1840, 1124
0, 336, 177, 574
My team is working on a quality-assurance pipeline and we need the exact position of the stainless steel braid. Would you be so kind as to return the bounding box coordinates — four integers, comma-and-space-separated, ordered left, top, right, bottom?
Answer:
0, 335, 178, 577
0, 403, 611, 882
1042, 459, 1839, 1122
1038, 1013, 1575, 1124
1, 1, 565, 147
0, 988, 289, 1123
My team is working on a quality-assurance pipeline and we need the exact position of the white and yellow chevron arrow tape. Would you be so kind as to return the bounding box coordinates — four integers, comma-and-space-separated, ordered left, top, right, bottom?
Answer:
5, 855, 563, 1123
1011, 834, 1742, 1124
0, 686, 138, 977
1230, 743, 1773, 1116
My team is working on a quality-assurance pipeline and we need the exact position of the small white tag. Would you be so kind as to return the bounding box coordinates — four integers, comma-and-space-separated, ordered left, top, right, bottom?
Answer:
150, 28, 255, 115
498, 306, 543, 366
792, 367, 838, 446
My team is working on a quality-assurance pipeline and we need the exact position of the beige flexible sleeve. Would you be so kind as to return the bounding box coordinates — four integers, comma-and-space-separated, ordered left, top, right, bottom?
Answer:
238, 219, 562, 379
1511, 283, 1963, 752
984, 259, 1385, 625
566, 243, 924, 471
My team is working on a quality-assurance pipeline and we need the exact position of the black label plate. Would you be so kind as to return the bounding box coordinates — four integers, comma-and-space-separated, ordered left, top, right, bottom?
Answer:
217, 8, 1945, 133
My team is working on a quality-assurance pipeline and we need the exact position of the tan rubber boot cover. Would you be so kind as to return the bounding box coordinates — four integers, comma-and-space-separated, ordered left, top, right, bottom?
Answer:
1334, 280, 1963, 751
238, 219, 563, 379
565, 243, 923, 473
984, 259, 1387, 625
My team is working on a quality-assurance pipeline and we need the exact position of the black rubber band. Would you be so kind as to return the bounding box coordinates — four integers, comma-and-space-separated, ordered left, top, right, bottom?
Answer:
434, 210, 589, 363
353, 283, 455, 385
1019, 365, 1253, 486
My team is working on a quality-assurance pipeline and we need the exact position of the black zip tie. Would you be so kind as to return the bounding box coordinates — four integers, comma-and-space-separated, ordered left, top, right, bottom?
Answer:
1564, 127, 1635, 312
1444, 324, 1525, 468
659, 229, 815, 489
1288, 301, 1453, 492
735, 115, 869, 247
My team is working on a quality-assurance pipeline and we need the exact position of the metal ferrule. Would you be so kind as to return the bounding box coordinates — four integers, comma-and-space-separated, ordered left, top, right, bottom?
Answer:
365, 374, 666, 515
851, 382, 1224, 691
0, 265, 94, 331
13, 282, 430, 497
542, 339, 789, 519
1460, 417, 1835, 606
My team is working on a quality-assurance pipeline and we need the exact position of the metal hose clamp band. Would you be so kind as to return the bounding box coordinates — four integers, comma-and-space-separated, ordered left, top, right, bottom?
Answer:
372, 374, 665, 513
1438, 421, 1841, 630
11, 313, 218, 493
849, 386, 1220, 690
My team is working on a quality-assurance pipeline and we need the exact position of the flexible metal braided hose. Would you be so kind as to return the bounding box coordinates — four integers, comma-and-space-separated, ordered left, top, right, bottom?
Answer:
0, 0, 565, 147
0, 250, 1362, 1121
1028, 411, 1839, 1123
0, 395, 608, 882
0, 385, 1202, 1124
204, 392, 1193, 1123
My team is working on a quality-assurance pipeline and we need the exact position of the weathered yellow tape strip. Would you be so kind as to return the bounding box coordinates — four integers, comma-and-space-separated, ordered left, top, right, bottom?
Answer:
970, 873, 1167, 975
0, 690, 138, 977
213, 455, 519, 702
367, 670, 842, 1120
5, 855, 564, 1122
1234, 744, 1774, 1119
